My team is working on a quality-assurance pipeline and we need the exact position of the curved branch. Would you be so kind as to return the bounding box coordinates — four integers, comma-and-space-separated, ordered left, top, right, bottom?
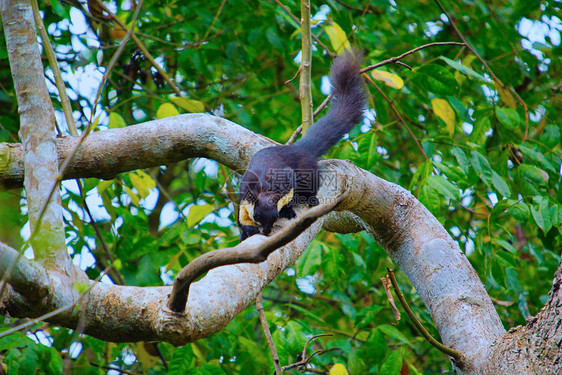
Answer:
0, 114, 275, 188
168, 189, 349, 312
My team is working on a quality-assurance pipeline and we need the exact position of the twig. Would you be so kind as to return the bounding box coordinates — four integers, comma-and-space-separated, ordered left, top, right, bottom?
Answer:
256, 293, 282, 375
202, 0, 226, 42
300, 0, 314, 133
31, 0, 77, 136
432, 0, 529, 140
167, 189, 349, 312
313, 42, 466, 115
363, 74, 429, 161
95, 0, 183, 98
78, 180, 125, 285
281, 334, 332, 371
285, 125, 302, 144
273, 0, 336, 57
386, 267, 464, 364
360, 41, 466, 74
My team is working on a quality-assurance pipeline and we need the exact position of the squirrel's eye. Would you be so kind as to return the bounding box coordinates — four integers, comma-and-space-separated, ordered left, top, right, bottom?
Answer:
242, 191, 256, 203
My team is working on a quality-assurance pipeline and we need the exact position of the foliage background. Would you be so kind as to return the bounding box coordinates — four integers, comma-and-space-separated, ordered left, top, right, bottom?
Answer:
0, 0, 560, 373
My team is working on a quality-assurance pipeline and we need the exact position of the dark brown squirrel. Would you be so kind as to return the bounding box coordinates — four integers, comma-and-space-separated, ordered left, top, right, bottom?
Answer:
238, 51, 366, 241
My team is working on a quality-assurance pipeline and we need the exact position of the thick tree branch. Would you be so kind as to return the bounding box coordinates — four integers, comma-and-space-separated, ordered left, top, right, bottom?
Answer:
1, 0, 67, 267
0, 114, 274, 188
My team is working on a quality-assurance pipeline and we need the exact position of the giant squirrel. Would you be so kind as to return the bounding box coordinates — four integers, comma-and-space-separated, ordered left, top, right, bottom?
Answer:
238, 51, 366, 241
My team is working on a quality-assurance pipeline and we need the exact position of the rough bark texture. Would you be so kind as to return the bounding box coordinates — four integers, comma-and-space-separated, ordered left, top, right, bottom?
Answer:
1, 0, 68, 268
0, 114, 273, 188
480, 262, 562, 374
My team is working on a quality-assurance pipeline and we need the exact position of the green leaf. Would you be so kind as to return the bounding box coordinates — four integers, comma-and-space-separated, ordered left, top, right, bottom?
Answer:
415, 64, 459, 95
296, 240, 323, 275
518, 164, 548, 195
353, 131, 379, 170
377, 324, 411, 345
491, 171, 511, 198
156, 103, 180, 119
49, 0, 69, 18
168, 344, 195, 375
419, 184, 441, 215
0, 332, 34, 351
380, 350, 403, 375
187, 203, 214, 227
470, 116, 491, 145
108, 112, 127, 128
439, 56, 488, 82
409, 159, 433, 191
451, 147, 470, 174
540, 124, 560, 148
366, 329, 387, 365
436, 163, 467, 186
427, 175, 459, 201
170, 97, 205, 113
531, 198, 552, 233
493, 238, 517, 253
471, 150, 494, 185
518, 145, 557, 174
495, 107, 520, 130
508, 200, 530, 221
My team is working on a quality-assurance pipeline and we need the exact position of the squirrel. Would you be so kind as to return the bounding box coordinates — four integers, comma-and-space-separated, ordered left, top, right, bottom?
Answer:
238, 51, 366, 241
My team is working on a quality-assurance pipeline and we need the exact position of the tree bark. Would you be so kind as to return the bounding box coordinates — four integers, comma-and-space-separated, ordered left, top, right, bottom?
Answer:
1, 0, 68, 268
480, 261, 562, 374
0, 114, 560, 373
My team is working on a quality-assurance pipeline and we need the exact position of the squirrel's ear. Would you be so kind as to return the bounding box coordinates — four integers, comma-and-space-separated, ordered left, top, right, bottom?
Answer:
239, 203, 255, 226
277, 188, 294, 212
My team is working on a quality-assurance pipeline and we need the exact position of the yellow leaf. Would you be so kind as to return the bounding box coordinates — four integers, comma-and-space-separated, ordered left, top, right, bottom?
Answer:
431, 98, 456, 137
370, 69, 404, 89
129, 170, 155, 199
108, 112, 126, 128
124, 185, 139, 206
493, 78, 517, 109
187, 203, 214, 228
135, 342, 159, 370
324, 21, 351, 54
113, 259, 122, 270
170, 97, 205, 113
97, 179, 114, 194
156, 103, 180, 119
329, 363, 349, 375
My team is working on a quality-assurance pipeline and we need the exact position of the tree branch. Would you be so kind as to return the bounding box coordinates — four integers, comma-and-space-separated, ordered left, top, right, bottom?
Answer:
1, 0, 67, 267
299, 0, 314, 132
0, 114, 275, 188
167, 188, 349, 312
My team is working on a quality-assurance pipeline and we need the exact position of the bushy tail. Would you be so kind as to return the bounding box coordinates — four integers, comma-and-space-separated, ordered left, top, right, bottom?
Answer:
294, 51, 366, 158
